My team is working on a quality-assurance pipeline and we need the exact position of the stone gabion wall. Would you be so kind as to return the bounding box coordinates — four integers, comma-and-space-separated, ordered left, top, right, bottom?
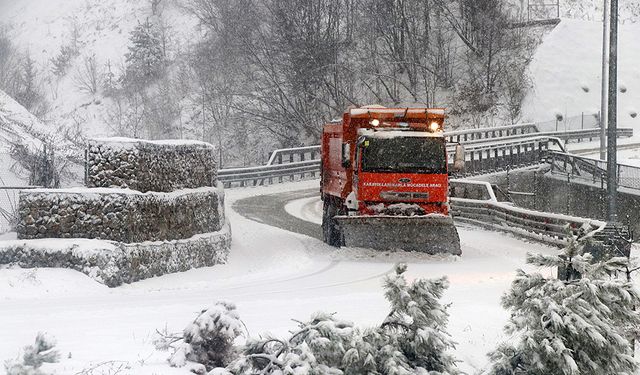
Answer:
16, 186, 225, 243
0, 224, 231, 287
86, 138, 217, 193
4, 137, 232, 287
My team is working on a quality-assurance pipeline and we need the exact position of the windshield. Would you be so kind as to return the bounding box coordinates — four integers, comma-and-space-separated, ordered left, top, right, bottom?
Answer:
361, 136, 447, 174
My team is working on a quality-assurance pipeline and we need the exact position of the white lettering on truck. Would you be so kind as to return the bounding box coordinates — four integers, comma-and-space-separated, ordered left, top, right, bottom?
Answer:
362, 182, 442, 188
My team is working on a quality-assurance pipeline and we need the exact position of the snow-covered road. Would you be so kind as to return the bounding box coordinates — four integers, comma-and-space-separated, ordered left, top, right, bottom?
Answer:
0, 179, 557, 374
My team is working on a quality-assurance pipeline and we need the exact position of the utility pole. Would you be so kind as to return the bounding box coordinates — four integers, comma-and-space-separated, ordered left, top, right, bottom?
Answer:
600, 0, 609, 161
606, 0, 618, 222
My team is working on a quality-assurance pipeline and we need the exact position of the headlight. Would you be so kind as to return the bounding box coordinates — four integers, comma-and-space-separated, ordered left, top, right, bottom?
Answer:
429, 122, 441, 132
370, 119, 380, 127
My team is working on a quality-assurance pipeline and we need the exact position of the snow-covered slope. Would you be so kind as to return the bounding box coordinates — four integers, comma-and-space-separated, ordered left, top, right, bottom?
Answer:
0, 0, 197, 138
0, 90, 46, 231
0, 89, 45, 153
521, 19, 640, 129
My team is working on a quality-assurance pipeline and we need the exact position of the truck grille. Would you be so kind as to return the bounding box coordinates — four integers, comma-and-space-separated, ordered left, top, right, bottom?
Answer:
380, 191, 429, 201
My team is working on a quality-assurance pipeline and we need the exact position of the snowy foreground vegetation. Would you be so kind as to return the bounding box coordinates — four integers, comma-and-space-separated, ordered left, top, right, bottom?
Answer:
8, 230, 637, 375
152, 237, 640, 375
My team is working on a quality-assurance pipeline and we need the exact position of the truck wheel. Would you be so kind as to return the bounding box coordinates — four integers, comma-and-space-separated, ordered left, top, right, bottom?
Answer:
322, 199, 342, 247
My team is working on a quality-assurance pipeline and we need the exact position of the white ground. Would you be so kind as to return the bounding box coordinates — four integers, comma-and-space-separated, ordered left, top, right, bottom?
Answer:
521, 19, 640, 130
0, 179, 558, 374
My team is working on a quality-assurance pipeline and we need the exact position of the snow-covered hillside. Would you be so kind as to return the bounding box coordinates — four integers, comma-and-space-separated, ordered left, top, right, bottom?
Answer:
521, 18, 640, 129
2, 0, 640, 146
0, 89, 45, 153
0, 0, 197, 138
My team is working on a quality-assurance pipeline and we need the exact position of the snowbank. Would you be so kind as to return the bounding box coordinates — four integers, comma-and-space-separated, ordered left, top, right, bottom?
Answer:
521, 19, 640, 129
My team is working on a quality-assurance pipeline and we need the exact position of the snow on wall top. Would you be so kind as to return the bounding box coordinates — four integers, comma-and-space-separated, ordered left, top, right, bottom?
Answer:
22, 184, 223, 200
90, 137, 216, 150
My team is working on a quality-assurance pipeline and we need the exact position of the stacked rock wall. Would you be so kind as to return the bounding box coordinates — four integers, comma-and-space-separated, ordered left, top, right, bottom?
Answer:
3, 138, 231, 286
17, 187, 224, 242
86, 138, 217, 192
0, 228, 231, 287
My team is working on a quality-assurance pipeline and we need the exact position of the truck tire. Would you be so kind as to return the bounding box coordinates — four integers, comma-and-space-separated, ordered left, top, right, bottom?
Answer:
322, 199, 343, 247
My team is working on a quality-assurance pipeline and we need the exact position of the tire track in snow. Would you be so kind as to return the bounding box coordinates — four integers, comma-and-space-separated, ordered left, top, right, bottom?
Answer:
231, 188, 396, 296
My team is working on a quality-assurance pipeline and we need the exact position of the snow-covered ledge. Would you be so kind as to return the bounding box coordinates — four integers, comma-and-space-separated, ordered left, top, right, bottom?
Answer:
86, 138, 218, 193
0, 222, 231, 287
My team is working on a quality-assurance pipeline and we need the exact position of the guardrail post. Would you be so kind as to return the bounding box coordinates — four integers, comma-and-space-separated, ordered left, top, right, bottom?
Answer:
469, 151, 475, 174
508, 147, 514, 166
617, 164, 621, 185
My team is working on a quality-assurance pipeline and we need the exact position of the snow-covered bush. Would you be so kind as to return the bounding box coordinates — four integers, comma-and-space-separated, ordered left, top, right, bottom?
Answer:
486, 232, 640, 374
381, 263, 459, 373
174, 264, 460, 374
156, 301, 246, 371
4, 332, 59, 375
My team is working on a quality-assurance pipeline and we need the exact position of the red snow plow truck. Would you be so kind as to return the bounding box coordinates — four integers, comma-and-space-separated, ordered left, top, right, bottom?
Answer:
320, 106, 463, 255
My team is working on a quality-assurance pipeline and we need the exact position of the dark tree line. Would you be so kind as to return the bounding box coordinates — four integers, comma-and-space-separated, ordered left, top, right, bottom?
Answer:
0, 0, 535, 167
184, 0, 534, 151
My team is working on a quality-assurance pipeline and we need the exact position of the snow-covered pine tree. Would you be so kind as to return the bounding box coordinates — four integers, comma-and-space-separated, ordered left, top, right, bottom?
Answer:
229, 312, 353, 374
379, 263, 459, 374
487, 231, 640, 375
4, 332, 59, 375
124, 18, 165, 87
165, 301, 246, 370
222, 263, 459, 375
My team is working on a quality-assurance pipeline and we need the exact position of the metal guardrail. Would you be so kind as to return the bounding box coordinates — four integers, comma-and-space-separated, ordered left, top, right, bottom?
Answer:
458, 127, 633, 146
218, 124, 633, 188
547, 151, 640, 191
218, 160, 320, 188
451, 136, 564, 176
446, 123, 538, 143
266, 146, 320, 166
449, 179, 606, 246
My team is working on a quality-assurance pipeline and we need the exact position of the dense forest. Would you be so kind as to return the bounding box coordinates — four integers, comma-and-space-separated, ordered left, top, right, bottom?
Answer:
0, 0, 536, 167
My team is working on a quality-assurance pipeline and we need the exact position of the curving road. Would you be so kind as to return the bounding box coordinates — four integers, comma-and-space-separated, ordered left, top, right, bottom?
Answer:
233, 188, 322, 240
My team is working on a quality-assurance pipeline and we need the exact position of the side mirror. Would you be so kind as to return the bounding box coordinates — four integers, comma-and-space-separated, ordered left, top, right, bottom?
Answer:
453, 143, 465, 172
341, 143, 351, 168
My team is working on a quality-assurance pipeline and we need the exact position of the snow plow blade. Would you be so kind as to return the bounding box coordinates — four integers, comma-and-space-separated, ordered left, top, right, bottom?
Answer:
335, 215, 461, 255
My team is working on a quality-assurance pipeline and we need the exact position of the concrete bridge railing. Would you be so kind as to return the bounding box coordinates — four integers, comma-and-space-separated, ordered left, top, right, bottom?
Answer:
449, 179, 606, 247
547, 151, 640, 191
